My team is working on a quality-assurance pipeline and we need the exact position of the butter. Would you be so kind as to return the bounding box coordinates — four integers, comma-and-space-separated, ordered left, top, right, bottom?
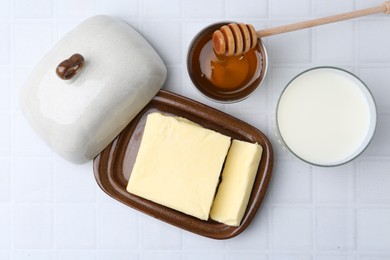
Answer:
126, 113, 231, 220
210, 140, 262, 226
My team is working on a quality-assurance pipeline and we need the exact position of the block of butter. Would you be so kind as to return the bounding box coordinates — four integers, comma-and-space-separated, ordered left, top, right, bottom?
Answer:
210, 140, 263, 226
126, 113, 231, 220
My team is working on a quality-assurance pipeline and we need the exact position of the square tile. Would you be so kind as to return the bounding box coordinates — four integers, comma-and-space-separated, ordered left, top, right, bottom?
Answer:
358, 67, 390, 114
227, 253, 268, 260
13, 206, 53, 249
227, 0, 268, 18
162, 66, 183, 94
142, 22, 182, 66
362, 115, 390, 156
358, 161, 390, 203
316, 208, 356, 250
98, 204, 138, 249
56, 22, 78, 40
224, 80, 269, 115
14, 158, 52, 203
226, 207, 268, 250
358, 21, 390, 63
0, 158, 11, 202
356, 0, 388, 10
143, 0, 182, 19
140, 216, 181, 250
183, 232, 225, 250
14, 0, 52, 18
0, 24, 10, 66
315, 164, 354, 203
96, 187, 114, 204
268, 26, 312, 64
0, 0, 10, 18
56, 251, 96, 260
13, 251, 53, 260
0, 206, 11, 249
185, 253, 225, 260
312, 0, 354, 16
313, 22, 355, 63
184, 0, 224, 19
55, 205, 96, 249
184, 21, 212, 53
272, 207, 312, 250
358, 209, 390, 250
0, 69, 11, 111
99, 251, 138, 260
360, 256, 390, 260
13, 23, 53, 66
0, 114, 11, 156
98, 0, 138, 19
13, 67, 32, 111
271, 255, 312, 260
316, 256, 355, 260
54, 159, 95, 203
267, 160, 312, 203
0, 252, 9, 260
13, 114, 52, 157
142, 252, 182, 260
56, 0, 94, 20
271, 0, 311, 17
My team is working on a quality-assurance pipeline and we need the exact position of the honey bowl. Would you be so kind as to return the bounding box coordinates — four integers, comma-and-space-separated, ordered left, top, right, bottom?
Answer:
187, 22, 268, 103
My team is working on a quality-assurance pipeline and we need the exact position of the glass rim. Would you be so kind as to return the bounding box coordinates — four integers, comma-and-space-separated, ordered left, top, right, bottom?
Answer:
275, 66, 378, 167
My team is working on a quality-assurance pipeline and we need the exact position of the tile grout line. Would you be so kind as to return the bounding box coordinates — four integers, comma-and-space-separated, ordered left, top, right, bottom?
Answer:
92, 2, 99, 258
266, 1, 275, 256
9, 0, 15, 257
355, 160, 360, 254
309, 3, 317, 257
51, 1, 57, 256
312, 165, 317, 256
180, 7, 187, 96
353, 0, 360, 254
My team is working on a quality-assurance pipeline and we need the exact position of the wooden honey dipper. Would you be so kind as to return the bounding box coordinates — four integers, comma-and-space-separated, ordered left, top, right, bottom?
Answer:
213, 1, 390, 56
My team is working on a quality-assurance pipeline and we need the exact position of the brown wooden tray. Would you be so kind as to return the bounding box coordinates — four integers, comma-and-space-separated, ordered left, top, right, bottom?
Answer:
93, 90, 274, 239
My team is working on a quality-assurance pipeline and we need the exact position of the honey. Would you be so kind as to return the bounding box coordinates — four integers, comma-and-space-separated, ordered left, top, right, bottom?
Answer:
187, 22, 267, 102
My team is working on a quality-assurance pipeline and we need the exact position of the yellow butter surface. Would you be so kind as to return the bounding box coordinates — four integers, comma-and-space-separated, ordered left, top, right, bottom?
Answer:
210, 139, 262, 226
126, 113, 231, 220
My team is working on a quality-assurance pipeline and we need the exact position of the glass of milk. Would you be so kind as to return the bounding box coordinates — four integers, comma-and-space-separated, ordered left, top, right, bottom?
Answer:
276, 67, 377, 167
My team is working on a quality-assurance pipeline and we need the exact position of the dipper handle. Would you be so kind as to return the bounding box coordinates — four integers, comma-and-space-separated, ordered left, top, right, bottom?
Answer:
257, 1, 390, 37
213, 1, 390, 56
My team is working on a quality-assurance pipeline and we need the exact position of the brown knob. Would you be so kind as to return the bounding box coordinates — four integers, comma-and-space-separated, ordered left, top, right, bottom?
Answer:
56, 53, 85, 80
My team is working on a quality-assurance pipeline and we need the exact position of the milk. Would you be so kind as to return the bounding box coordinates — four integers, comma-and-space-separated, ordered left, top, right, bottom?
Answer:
276, 67, 376, 166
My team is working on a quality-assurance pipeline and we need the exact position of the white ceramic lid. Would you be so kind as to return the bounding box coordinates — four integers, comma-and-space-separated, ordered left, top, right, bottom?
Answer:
19, 15, 167, 164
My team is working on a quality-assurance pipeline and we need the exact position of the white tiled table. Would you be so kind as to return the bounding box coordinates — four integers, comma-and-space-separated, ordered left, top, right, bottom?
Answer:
1, 0, 390, 259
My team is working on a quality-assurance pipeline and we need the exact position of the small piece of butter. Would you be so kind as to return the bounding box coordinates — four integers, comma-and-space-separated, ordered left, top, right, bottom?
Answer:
210, 139, 262, 226
126, 113, 231, 220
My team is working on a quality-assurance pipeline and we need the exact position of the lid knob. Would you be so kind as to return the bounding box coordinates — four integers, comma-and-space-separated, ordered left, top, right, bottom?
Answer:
56, 53, 85, 80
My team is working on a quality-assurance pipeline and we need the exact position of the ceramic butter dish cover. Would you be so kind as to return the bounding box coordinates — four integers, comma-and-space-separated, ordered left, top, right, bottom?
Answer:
20, 15, 167, 164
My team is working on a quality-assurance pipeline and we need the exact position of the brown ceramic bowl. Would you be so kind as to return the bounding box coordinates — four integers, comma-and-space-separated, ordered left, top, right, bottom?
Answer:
93, 90, 274, 239
187, 22, 268, 103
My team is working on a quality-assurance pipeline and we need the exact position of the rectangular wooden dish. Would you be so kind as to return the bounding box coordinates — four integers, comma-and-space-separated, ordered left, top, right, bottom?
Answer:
93, 90, 274, 239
